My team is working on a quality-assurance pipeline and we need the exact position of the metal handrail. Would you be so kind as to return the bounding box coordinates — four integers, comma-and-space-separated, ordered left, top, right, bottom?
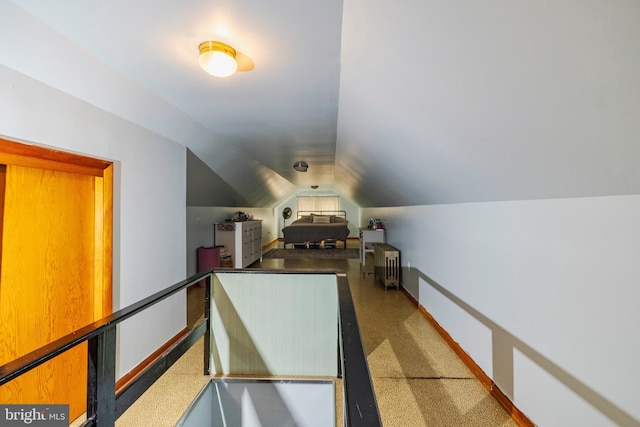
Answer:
0, 269, 381, 427
0, 271, 211, 385
0, 270, 212, 427
336, 273, 382, 426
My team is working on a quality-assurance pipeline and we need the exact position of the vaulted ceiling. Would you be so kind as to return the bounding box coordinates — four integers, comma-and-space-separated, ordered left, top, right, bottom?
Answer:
3, 0, 640, 208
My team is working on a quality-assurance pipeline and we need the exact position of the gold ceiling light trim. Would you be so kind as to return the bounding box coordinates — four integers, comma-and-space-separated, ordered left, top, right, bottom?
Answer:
198, 41, 238, 77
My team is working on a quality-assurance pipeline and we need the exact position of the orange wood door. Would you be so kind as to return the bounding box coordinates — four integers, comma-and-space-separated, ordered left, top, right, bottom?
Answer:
0, 162, 106, 420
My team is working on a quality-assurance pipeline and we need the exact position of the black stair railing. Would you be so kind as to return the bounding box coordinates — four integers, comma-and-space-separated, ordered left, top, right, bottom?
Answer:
0, 270, 212, 427
0, 269, 381, 427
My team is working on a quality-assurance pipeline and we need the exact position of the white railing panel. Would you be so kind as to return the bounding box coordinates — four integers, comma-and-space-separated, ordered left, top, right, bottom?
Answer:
210, 272, 338, 377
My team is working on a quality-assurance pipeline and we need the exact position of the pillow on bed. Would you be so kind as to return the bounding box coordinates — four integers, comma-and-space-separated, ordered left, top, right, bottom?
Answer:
297, 215, 312, 222
312, 215, 331, 224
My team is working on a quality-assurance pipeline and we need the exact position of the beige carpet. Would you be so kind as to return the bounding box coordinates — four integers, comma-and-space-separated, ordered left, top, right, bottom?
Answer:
69, 340, 208, 427
343, 263, 517, 427
73, 242, 518, 426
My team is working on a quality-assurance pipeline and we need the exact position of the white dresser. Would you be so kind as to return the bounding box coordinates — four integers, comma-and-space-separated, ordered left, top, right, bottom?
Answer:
214, 220, 263, 268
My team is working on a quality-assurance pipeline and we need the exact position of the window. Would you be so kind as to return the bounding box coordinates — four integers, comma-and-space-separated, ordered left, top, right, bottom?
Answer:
297, 196, 339, 214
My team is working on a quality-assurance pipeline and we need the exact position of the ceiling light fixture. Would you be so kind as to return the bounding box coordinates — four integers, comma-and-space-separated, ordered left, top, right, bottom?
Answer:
293, 161, 308, 172
198, 41, 238, 77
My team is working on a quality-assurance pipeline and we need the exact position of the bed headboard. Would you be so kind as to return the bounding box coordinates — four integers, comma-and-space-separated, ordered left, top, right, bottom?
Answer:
297, 210, 347, 220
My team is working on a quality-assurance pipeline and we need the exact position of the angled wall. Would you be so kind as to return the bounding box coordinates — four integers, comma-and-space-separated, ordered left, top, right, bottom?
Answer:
363, 197, 640, 426
186, 149, 250, 207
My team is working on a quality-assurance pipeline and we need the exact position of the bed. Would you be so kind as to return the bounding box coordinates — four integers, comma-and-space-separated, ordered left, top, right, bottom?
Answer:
282, 210, 349, 248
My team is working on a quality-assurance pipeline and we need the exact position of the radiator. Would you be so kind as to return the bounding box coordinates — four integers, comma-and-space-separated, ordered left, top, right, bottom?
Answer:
374, 244, 400, 290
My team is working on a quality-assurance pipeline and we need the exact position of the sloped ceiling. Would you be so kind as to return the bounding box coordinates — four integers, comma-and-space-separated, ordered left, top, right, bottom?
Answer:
3, 0, 640, 208
186, 149, 249, 207
335, 1, 640, 206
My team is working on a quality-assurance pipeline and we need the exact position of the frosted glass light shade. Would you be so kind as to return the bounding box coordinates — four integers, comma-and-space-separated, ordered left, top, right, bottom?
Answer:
198, 41, 238, 77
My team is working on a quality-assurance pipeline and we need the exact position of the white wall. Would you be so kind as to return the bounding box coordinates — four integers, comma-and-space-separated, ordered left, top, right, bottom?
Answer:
363, 196, 640, 426
1, 66, 187, 379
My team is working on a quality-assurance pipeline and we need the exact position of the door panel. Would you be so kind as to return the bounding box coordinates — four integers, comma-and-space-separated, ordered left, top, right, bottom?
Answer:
0, 164, 97, 418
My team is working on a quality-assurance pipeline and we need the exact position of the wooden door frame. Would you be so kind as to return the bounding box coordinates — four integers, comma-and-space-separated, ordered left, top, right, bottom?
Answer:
0, 138, 113, 317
